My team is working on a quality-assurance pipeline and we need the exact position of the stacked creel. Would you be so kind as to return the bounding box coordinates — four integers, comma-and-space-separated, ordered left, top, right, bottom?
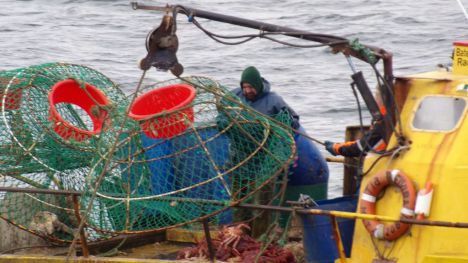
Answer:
0, 67, 296, 243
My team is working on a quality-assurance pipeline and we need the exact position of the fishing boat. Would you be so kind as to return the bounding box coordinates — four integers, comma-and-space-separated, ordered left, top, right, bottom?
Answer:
1, 2, 468, 263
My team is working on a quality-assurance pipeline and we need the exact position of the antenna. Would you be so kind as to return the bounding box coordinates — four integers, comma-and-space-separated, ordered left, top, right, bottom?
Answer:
456, 0, 468, 21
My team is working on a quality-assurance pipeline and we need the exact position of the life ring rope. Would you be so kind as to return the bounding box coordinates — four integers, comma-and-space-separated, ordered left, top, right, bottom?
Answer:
360, 169, 417, 241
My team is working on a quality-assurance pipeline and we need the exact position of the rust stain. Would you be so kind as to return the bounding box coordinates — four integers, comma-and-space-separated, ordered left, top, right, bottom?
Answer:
426, 121, 459, 182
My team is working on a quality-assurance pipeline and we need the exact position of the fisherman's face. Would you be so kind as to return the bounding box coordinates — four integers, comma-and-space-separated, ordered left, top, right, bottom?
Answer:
242, 83, 257, 101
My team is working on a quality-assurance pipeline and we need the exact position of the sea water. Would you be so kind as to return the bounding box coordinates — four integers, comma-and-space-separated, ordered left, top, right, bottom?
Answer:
0, 0, 464, 197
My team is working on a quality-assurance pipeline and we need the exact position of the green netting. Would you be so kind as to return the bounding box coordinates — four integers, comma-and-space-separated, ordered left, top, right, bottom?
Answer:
0, 63, 127, 242
0, 65, 296, 242
82, 76, 296, 234
0, 63, 127, 173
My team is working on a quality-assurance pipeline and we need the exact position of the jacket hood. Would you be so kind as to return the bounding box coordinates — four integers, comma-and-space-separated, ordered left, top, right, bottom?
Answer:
258, 78, 271, 97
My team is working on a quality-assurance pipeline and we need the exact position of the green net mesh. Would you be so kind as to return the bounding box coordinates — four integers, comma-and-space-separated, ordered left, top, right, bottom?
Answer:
0, 63, 127, 242
0, 65, 296, 243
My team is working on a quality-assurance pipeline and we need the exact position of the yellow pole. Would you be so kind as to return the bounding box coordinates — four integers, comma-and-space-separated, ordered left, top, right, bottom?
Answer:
325, 156, 345, 163
239, 203, 468, 228
299, 209, 468, 228
330, 215, 347, 263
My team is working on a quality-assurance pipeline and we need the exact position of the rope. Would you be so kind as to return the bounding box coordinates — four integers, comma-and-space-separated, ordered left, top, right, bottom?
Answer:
188, 12, 348, 48
371, 63, 404, 139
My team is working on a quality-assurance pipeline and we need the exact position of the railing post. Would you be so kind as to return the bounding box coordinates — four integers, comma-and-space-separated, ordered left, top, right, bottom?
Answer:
202, 219, 215, 262
72, 195, 89, 257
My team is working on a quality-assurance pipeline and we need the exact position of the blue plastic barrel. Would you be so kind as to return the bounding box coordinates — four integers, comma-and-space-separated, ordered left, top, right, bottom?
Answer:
286, 126, 329, 201
137, 134, 180, 225
302, 195, 358, 263
140, 135, 175, 195
171, 128, 232, 224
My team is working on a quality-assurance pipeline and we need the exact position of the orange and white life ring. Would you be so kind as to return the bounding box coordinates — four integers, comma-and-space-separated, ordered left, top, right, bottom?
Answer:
360, 169, 416, 241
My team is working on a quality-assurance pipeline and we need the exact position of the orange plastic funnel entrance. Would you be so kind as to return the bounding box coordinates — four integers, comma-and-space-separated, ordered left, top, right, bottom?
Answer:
129, 84, 196, 139
48, 79, 110, 141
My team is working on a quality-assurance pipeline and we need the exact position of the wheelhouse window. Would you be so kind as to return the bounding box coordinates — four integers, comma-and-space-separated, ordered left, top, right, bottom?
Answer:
412, 96, 466, 131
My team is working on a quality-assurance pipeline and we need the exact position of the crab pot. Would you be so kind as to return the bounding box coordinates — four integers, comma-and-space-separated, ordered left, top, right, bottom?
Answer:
48, 79, 110, 141
128, 84, 196, 139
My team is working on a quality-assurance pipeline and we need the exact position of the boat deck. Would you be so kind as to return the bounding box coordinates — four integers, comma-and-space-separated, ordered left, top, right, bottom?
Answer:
0, 228, 213, 263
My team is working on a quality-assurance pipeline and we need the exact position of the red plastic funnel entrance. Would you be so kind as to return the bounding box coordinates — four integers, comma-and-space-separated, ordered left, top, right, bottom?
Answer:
129, 84, 196, 139
48, 79, 110, 141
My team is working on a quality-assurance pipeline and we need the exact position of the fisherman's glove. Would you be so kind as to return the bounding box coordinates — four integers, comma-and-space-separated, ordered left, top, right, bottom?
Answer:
324, 140, 339, 156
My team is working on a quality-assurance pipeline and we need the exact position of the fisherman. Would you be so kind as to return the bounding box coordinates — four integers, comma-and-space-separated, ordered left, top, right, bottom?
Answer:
227, 66, 302, 237
324, 90, 388, 157
232, 66, 300, 129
